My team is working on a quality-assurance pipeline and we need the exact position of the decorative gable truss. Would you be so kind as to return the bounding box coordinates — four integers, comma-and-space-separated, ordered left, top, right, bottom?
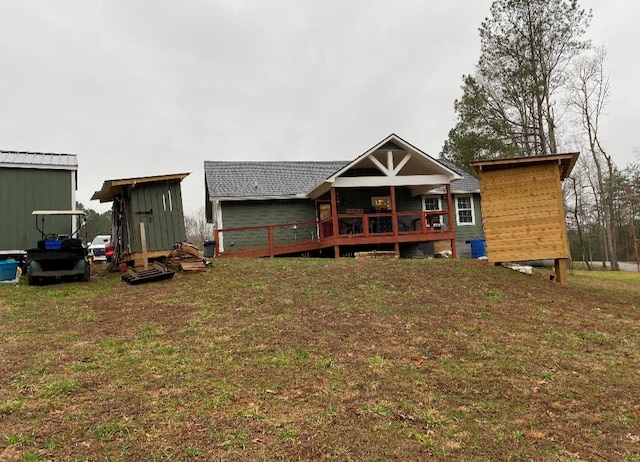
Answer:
308, 136, 461, 198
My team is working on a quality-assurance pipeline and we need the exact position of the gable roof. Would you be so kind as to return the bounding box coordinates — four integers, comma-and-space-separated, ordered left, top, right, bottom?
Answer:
204, 134, 478, 201
327, 134, 459, 181
0, 150, 78, 170
308, 134, 461, 198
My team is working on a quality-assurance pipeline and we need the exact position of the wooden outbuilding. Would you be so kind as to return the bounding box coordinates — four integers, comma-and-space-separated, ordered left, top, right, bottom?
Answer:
91, 173, 190, 267
470, 153, 579, 285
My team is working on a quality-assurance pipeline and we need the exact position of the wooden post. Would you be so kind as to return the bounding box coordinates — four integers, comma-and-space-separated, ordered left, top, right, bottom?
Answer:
214, 229, 220, 257
268, 226, 275, 258
390, 186, 398, 235
139, 222, 149, 270
445, 184, 457, 258
330, 187, 340, 259
389, 186, 399, 255
555, 258, 568, 286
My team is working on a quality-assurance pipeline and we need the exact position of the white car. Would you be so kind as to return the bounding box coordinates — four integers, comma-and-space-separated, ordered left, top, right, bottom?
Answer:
88, 235, 112, 262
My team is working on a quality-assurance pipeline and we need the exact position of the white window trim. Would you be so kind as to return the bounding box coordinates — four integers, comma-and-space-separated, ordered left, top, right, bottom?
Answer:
422, 195, 442, 224
455, 195, 475, 226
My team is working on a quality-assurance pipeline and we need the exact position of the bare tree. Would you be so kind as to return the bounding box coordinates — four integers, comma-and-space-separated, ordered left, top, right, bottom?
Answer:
184, 207, 214, 250
564, 160, 593, 269
567, 47, 619, 270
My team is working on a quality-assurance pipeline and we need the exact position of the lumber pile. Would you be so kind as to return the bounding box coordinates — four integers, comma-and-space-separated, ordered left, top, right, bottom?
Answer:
167, 242, 207, 272
354, 251, 398, 260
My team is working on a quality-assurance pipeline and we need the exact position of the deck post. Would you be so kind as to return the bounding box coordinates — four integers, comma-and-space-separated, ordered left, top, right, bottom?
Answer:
445, 184, 457, 258
268, 226, 275, 258
390, 186, 399, 255
330, 187, 340, 258
390, 186, 398, 236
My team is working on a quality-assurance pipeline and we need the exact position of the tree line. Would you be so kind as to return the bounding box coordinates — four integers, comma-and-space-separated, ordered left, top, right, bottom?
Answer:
441, 0, 639, 269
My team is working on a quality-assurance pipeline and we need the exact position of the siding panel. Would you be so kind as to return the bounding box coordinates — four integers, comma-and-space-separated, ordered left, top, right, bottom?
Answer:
479, 163, 569, 262
129, 183, 186, 253
0, 168, 72, 251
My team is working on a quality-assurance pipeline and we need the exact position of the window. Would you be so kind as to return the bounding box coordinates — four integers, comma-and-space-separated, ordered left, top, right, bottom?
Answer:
423, 196, 442, 224
455, 195, 475, 225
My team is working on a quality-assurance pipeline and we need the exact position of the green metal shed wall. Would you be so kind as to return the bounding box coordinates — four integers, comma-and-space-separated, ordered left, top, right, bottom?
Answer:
0, 167, 73, 251
127, 182, 186, 252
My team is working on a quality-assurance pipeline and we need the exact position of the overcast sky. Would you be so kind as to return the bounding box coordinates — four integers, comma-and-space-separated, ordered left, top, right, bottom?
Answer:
0, 1, 637, 216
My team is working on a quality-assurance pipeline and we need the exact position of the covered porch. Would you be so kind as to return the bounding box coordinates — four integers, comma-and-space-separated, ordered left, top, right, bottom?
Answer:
213, 136, 461, 258
213, 184, 456, 258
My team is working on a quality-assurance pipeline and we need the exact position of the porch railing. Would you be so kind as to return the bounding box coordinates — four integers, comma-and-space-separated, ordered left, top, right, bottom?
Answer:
215, 210, 452, 257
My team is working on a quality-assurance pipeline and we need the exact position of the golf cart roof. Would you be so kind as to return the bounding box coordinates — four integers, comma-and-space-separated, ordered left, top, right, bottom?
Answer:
32, 210, 87, 216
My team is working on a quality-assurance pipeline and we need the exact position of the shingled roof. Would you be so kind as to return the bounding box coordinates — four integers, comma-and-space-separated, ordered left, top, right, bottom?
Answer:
438, 159, 480, 193
205, 161, 349, 199
204, 158, 479, 200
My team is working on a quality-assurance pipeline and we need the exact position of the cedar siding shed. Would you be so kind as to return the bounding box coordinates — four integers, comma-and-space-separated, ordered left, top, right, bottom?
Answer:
0, 151, 78, 254
91, 173, 189, 266
470, 153, 579, 284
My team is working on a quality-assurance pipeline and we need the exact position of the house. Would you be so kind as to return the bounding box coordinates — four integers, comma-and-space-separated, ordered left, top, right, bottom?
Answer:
204, 134, 483, 258
91, 173, 189, 267
0, 151, 79, 258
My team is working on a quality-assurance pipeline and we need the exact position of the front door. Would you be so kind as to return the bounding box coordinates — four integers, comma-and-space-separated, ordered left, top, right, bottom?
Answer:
317, 202, 333, 238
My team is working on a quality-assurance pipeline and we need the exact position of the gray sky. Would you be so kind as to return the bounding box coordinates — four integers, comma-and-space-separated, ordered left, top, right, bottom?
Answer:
0, 1, 637, 216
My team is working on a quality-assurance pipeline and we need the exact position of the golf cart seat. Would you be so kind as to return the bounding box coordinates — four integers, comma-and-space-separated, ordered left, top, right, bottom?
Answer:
61, 238, 83, 250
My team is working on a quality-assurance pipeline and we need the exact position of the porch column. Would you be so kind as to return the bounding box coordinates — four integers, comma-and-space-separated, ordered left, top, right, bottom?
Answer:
445, 184, 457, 258
330, 187, 340, 258
390, 186, 399, 254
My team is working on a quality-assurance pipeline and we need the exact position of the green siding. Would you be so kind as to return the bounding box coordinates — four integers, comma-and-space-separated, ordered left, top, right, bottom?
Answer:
0, 168, 73, 251
452, 193, 483, 239
222, 200, 316, 229
395, 187, 423, 212
128, 182, 186, 253
221, 200, 317, 250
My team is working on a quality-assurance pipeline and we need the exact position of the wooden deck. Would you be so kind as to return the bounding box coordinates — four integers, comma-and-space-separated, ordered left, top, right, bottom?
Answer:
214, 210, 456, 258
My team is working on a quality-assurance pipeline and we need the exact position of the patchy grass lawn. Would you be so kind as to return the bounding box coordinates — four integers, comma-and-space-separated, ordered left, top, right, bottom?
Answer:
0, 259, 638, 461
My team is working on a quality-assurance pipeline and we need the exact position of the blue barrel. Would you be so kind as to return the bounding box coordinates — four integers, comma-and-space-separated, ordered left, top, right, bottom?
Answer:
470, 239, 487, 259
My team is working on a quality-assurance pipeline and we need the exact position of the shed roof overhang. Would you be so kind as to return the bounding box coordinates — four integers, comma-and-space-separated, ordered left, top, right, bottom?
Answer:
470, 153, 579, 180
92, 172, 190, 203
307, 134, 461, 199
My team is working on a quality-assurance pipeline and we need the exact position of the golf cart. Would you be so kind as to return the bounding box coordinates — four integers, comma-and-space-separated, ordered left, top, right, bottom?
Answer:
26, 210, 90, 285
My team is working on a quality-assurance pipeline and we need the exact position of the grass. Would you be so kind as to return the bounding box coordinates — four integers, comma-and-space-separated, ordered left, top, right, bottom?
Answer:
0, 258, 638, 460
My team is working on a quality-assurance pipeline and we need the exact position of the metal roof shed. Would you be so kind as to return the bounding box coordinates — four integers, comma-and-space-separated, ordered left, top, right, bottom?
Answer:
0, 151, 78, 255
92, 173, 190, 267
